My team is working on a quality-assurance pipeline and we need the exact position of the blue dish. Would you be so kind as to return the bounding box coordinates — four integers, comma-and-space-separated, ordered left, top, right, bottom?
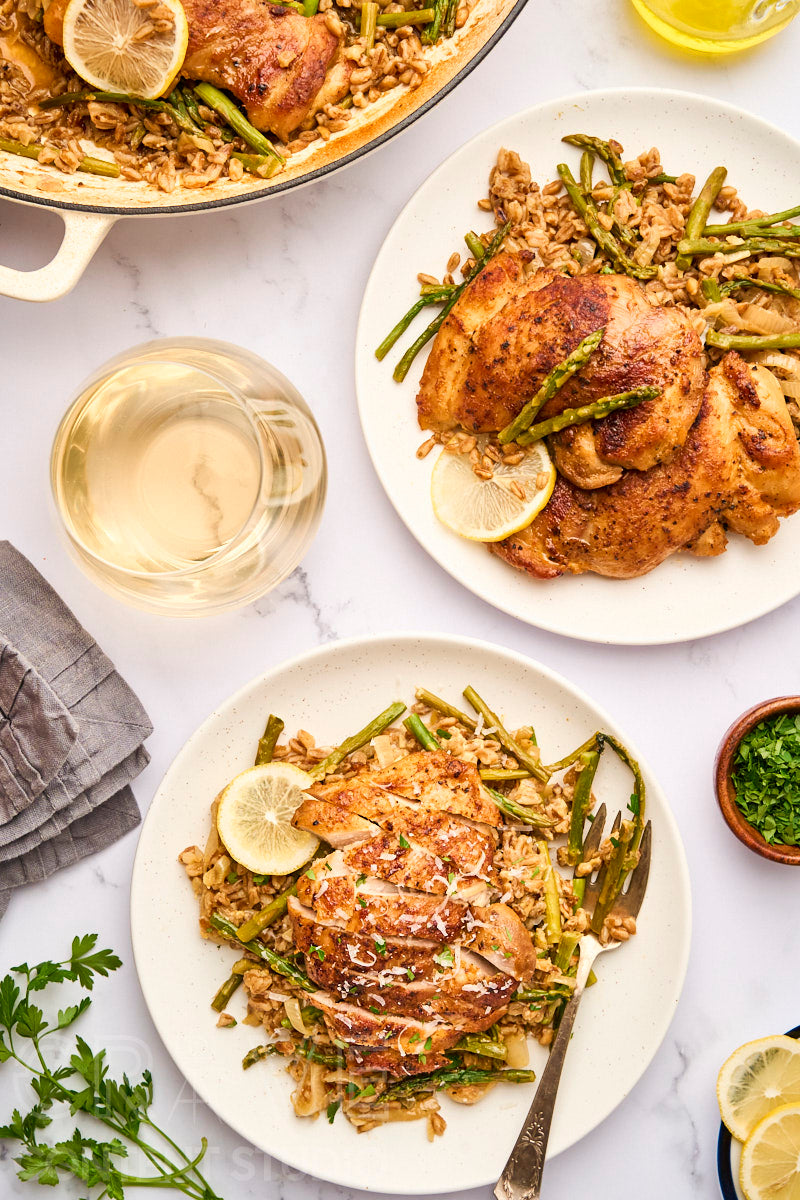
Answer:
718, 1025, 800, 1200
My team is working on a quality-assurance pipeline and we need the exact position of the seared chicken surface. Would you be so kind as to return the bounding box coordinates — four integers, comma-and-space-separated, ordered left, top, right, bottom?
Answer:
417, 256, 706, 483
492, 354, 800, 580
416, 254, 800, 578
289, 751, 535, 1077
42, 0, 348, 142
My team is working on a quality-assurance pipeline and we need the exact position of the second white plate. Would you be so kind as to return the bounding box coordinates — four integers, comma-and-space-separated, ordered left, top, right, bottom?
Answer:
355, 88, 800, 644
130, 633, 691, 1193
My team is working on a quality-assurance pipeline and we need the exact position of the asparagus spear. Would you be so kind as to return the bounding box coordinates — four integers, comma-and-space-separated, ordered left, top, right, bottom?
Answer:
540, 841, 562, 944
706, 330, 800, 351
232, 151, 281, 178
423, 0, 446, 40
415, 688, 477, 732
483, 784, 553, 828
403, 714, 441, 752
479, 767, 530, 782
296, 1038, 346, 1068
589, 817, 636, 936
236, 847, 328, 942
566, 747, 602, 866
375, 289, 453, 362
702, 278, 723, 302
193, 83, 285, 165
675, 166, 728, 271
562, 133, 626, 186
38, 89, 203, 136
517, 386, 660, 446
254, 714, 285, 766
678, 236, 800, 259
544, 733, 600, 774
557, 163, 656, 280
452, 1035, 508, 1061
211, 973, 242, 1012
498, 327, 606, 444
309, 701, 407, 781
384, 221, 512, 382
463, 686, 549, 782
377, 1065, 536, 1102
209, 911, 313, 989
704, 205, 800, 236
718, 277, 800, 301
360, 0, 379, 46
464, 231, 485, 261
377, 8, 434, 24
579, 149, 593, 195
554, 931, 581, 973
303, 0, 320, 12
0, 136, 120, 178
515, 984, 572, 1003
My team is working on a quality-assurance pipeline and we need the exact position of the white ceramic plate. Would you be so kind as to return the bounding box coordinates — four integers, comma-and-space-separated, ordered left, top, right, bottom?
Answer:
131, 633, 691, 1194
355, 89, 800, 645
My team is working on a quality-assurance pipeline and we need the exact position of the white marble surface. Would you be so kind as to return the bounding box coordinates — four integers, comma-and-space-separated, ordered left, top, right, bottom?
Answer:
2, 2, 800, 1197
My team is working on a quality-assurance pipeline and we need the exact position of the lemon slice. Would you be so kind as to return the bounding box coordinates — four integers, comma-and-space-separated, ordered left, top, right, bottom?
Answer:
215, 764, 319, 876
740, 1102, 800, 1200
62, 0, 189, 99
718, 1037, 800, 1142
430, 436, 556, 543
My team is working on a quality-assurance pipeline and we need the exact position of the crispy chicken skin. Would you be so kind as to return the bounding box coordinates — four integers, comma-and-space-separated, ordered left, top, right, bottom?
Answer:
181, 0, 349, 141
491, 354, 800, 580
286, 751, 537, 1077
43, 0, 349, 143
417, 258, 706, 483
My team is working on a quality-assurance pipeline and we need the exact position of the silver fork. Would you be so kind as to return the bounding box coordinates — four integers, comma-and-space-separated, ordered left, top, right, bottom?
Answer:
494, 806, 652, 1200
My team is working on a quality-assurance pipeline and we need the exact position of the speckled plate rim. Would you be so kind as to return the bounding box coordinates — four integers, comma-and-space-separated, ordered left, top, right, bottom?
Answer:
717, 1025, 800, 1200
130, 631, 691, 1194
355, 87, 800, 645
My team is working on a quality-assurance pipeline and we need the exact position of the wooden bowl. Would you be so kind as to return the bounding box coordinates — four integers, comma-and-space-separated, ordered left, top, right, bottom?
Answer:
715, 697, 800, 866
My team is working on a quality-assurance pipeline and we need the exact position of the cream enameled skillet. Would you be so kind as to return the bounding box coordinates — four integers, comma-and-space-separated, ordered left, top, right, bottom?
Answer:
0, 0, 525, 302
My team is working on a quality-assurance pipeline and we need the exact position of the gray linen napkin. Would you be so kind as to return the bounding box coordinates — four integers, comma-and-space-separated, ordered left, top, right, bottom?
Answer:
0, 542, 153, 917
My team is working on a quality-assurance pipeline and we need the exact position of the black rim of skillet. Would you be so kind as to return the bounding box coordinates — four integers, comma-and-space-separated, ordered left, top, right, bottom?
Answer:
0, 0, 529, 217
717, 1024, 800, 1200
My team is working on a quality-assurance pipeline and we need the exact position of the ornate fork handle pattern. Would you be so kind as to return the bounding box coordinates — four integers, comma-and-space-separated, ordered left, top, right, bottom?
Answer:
494, 937, 608, 1200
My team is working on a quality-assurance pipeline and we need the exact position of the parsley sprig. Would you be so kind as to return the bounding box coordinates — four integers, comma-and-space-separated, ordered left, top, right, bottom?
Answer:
0, 934, 221, 1200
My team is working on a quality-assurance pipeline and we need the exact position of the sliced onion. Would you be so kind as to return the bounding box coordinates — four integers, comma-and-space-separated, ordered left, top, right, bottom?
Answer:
291, 1062, 328, 1117
266, 991, 310, 1034
752, 352, 800, 377
738, 304, 797, 335
781, 381, 800, 398
504, 1032, 530, 1068
572, 238, 596, 267
757, 257, 795, 277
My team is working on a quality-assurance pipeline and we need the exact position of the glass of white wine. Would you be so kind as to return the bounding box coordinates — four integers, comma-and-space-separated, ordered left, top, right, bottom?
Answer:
630, 0, 799, 51
51, 338, 327, 616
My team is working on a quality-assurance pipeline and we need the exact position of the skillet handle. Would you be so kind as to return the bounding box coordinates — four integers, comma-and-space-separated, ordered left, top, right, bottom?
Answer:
0, 209, 115, 302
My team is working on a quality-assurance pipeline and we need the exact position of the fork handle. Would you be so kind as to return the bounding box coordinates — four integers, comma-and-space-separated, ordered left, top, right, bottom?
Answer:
494, 939, 604, 1200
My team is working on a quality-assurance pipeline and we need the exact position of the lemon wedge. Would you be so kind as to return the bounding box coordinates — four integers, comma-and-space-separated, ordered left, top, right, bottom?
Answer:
718, 1036, 800, 1142
430, 436, 555, 543
62, 0, 189, 99
215, 764, 319, 877
740, 1102, 800, 1200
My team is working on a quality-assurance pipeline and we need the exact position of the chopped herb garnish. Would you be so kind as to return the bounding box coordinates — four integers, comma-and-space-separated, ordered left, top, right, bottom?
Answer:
324, 861, 333, 871
732, 712, 800, 846
355, 873, 368, 887
398, 833, 411, 850
433, 947, 454, 969
369, 1005, 380, 1014
252, 873, 268, 885
360, 1084, 376, 1097
408, 1032, 421, 1043
627, 792, 640, 817
447, 871, 456, 886
305, 867, 316, 880
406, 968, 415, 980
424, 1037, 432, 1051
610, 836, 620, 848
436, 728, 452, 740
226, 871, 239, 884
375, 936, 387, 955
327, 1100, 340, 1123
309, 944, 325, 961
357, 896, 367, 908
